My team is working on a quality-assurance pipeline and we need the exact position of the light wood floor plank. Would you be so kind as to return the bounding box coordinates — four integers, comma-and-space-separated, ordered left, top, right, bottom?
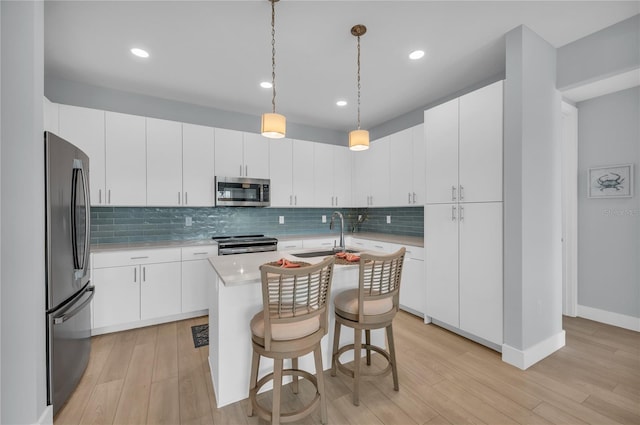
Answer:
55, 313, 640, 425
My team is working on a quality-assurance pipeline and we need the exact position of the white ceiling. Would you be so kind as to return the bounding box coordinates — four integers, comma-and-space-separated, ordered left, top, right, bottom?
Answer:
44, 1, 639, 132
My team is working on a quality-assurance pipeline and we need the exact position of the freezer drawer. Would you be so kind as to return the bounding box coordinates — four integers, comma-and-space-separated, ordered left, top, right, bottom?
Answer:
47, 284, 94, 415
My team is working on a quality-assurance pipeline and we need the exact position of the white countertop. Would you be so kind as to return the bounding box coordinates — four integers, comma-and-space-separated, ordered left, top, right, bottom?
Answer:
208, 250, 360, 287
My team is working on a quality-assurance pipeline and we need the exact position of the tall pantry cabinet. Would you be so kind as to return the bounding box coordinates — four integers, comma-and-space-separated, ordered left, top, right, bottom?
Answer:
424, 81, 504, 347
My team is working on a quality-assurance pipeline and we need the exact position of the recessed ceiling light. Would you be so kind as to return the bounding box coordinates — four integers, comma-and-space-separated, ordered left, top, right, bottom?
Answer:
130, 48, 149, 58
336, 100, 347, 107
260, 81, 273, 89
409, 50, 425, 60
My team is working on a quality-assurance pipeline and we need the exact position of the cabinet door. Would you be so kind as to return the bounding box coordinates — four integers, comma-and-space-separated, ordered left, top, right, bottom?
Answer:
459, 202, 503, 345
412, 124, 426, 205
369, 137, 390, 206
399, 256, 425, 316
214, 128, 244, 177
292, 140, 315, 207
269, 138, 293, 207
140, 262, 182, 320
105, 112, 146, 205
43, 97, 59, 133
388, 129, 413, 206
425, 98, 459, 204
146, 118, 183, 206
59, 105, 106, 205
183, 123, 215, 206
424, 203, 459, 327
181, 259, 212, 313
313, 143, 334, 207
351, 149, 370, 207
243, 132, 270, 179
332, 146, 352, 208
92, 266, 140, 329
459, 81, 503, 203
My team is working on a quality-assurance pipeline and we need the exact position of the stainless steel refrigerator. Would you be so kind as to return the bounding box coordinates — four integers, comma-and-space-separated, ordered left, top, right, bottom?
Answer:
45, 131, 94, 415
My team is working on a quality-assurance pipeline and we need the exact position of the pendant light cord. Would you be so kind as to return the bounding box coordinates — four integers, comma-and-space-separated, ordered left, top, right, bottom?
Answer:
356, 34, 361, 130
271, 0, 277, 114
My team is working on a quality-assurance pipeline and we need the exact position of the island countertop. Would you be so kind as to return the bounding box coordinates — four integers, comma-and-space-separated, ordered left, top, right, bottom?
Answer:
207, 249, 359, 287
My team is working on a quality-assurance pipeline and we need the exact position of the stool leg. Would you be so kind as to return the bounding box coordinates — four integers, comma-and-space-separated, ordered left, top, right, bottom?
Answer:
248, 349, 260, 417
272, 358, 283, 425
365, 329, 371, 366
386, 324, 399, 391
313, 344, 328, 424
292, 357, 299, 394
353, 328, 362, 406
331, 319, 341, 377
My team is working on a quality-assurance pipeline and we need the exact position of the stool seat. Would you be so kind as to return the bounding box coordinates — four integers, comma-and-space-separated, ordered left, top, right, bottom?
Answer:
248, 257, 335, 425
331, 248, 406, 406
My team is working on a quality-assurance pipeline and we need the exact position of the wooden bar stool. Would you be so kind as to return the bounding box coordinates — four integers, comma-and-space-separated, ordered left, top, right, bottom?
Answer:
248, 256, 335, 425
331, 248, 405, 406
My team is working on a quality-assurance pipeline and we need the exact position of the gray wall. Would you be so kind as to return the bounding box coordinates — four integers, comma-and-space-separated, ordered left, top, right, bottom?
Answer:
45, 75, 346, 146
504, 25, 563, 351
577, 87, 639, 318
1, 1, 48, 424
557, 14, 640, 90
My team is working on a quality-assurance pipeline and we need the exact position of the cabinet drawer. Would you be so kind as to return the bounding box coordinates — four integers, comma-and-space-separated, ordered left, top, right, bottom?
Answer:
387, 243, 424, 260
92, 248, 182, 268
277, 240, 303, 251
181, 245, 217, 260
302, 238, 338, 249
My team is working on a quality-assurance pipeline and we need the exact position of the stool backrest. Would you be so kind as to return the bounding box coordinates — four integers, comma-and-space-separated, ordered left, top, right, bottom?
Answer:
358, 248, 406, 323
259, 256, 335, 349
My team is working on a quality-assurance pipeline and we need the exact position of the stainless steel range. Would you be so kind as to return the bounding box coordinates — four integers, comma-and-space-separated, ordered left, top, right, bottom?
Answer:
212, 234, 278, 255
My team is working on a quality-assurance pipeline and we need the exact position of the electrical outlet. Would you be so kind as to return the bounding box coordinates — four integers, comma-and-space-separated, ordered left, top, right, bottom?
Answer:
279, 216, 285, 224
185, 217, 192, 226
386, 215, 391, 224
322, 215, 326, 223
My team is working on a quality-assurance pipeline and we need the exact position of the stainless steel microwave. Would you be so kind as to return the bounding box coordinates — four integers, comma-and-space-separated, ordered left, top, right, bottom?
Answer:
215, 176, 270, 207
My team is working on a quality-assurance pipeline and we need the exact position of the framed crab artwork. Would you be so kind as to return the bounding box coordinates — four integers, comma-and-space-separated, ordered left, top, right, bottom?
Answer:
588, 163, 634, 198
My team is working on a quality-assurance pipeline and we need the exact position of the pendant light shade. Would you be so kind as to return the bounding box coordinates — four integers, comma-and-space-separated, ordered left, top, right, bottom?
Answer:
349, 24, 369, 151
261, 112, 286, 139
349, 129, 369, 151
261, 0, 286, 139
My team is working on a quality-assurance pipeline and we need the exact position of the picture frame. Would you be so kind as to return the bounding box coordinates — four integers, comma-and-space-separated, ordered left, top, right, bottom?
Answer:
588, 163, 634, 198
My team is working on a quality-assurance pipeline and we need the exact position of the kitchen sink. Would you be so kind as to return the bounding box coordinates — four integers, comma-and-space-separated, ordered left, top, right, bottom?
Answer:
291, 249, 358, 258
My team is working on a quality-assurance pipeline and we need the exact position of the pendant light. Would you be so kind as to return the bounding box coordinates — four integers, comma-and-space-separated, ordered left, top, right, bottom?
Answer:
261, 0, 286, 139
349, 24, 369, 151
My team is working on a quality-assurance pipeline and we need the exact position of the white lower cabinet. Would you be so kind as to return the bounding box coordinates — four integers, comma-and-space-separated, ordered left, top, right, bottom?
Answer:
303, 237, 340, 250
277, 239, 303, 251
91, 247, 213, 333
181, 246, 216, 313
397, 246, 425, 317
425, 202, 503, 346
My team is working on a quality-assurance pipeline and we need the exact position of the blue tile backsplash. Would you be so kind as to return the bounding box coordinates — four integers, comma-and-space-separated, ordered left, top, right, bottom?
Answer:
90, 206, 423, 245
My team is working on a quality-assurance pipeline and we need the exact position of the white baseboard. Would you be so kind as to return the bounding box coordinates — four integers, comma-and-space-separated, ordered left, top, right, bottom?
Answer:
577, 305, 640, 332
37, 405, 53, 425
502, 330, 566, 370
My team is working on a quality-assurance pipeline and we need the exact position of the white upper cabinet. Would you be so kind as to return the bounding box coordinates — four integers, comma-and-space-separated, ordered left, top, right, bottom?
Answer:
105, 111, 147, 206
412, 124, 426, 205
58, 104, 106, 205
313, 143, 334, 207
182, 123, 215, 206
269, 138, 293, 207
458, 81, 503, 203
332, 146, 352, 208
242, 132, 270, 179
425, 81, 503, 204
388, 128, 413, 206
214, 128, 243, 177
425, 98, 459, 204
292, 139, 315, 207
215, 129, 269, 179
369, 137, 390, 206
146, 118, 183, 206
351, 148, 372, 207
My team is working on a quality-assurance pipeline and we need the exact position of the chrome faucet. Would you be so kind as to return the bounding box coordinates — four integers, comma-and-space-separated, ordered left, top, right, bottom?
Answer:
329, 211, 345, 252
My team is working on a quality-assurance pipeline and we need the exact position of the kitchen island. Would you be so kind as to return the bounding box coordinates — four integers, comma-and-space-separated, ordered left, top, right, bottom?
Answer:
207, 250, 386, 408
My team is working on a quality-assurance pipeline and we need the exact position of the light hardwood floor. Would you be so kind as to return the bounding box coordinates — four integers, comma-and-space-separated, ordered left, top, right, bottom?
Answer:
55, 312, 640, 425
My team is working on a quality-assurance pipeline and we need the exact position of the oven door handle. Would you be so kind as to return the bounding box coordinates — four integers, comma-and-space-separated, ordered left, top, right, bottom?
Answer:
53, 286, 95, 325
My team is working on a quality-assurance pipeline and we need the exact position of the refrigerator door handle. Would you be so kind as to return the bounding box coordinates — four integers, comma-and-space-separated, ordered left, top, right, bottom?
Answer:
53, 286, 95, 325
71, 159, 91, 280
